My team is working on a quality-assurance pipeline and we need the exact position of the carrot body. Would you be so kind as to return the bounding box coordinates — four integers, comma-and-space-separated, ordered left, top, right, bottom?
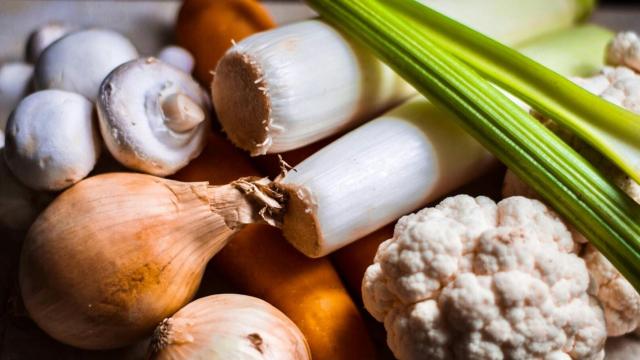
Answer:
331, 225, 394, 300
176, 0, 276, 85
172, 133, 377, 360
253, 135, 338, 178
173, 132, 257, 184
217, 225, 377, 359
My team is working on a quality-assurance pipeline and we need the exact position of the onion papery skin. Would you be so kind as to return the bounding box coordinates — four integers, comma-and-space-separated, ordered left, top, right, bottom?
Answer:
20, 173, 237, 349
151, 294, 311, 359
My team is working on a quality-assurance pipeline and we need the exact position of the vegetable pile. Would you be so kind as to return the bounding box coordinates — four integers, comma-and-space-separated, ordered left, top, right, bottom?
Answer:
2, 0, 640, 359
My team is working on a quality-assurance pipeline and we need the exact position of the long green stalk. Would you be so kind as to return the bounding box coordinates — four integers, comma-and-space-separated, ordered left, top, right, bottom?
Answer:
305, 0, 640, 289
388, 0, 640, 185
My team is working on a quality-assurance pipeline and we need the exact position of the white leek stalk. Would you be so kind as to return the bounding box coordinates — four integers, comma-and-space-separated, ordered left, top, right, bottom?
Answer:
212, 0, 593, 155
273, 25, 612, 257
276, 98, 495, 256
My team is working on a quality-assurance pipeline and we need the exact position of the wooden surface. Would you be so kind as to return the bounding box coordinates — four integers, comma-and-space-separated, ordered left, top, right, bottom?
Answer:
0, 1, 639, 359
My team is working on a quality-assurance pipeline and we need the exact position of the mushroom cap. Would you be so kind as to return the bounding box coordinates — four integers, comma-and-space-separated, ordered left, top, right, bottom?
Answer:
34, 28, 138, 101
4, 89, 101, 191
25, 22, 73, 64
157, 45, 195, 74
0, 62, 34, 131
97, 57, 210, 176
0, 149, 53, 230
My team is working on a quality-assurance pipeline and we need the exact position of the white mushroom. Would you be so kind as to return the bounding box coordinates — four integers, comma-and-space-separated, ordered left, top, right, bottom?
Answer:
97, 57, 210, 176
25, 22, 74, 63
0, 149, 53, 230
34, 28, 138, 101
0, 62, 34, 131
4, 89, 101, 191
157, 45, 195, 74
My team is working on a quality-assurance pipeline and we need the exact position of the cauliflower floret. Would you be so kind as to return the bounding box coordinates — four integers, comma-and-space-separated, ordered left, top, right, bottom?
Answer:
599, 69, 640, 113
583, 246, 640, 336
503, 181, 640, 339
571, 66, 640, 113
362, 195, 606, 360
502, 53, 640, 337
607, 32, 640, 73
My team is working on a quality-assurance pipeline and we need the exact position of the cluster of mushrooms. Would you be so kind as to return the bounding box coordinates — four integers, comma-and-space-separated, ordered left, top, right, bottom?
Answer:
0, 23, 210, 230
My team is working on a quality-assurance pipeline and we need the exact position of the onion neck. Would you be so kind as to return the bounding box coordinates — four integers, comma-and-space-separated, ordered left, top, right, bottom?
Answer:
149, 318, 194, 355
208, 177, 285, 229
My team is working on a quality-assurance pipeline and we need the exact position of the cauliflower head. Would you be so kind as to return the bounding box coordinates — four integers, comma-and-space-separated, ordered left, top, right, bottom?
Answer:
362, 195, 606, 360
505, 165, 640, 337
583, 246, 640, 336
502, 49, 640, 337
607, 31, 640, 73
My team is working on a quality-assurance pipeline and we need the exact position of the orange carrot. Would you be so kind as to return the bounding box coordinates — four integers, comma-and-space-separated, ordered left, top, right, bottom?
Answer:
216, 225, 377, 359
175, 0, 276, 85
172, 132, 377, 360
252, 135, 338, 178
331, 225, 394, 301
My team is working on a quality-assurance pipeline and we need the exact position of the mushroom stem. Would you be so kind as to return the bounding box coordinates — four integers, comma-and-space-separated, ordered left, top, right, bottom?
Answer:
162, 93, 206, 133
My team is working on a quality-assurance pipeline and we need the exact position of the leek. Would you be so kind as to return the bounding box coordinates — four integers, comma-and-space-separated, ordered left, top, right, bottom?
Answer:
276, 25, 613, 258
388, 0, 640, 185
212, 0, 594, 155
305, 0, 640, 290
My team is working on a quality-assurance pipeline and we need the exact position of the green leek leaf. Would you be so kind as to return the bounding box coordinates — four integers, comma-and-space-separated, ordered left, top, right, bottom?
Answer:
305, 0, 640, 290
388, 0, 640, 185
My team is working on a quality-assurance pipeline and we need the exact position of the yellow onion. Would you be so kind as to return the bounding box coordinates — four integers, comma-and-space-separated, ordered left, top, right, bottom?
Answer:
150, 294, 311, 359
20, 173, 278, 349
